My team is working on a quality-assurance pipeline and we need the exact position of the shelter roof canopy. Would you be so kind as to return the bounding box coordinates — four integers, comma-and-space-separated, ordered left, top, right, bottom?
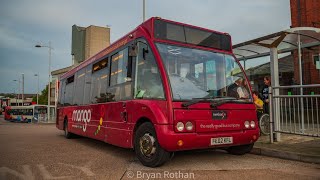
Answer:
233, 27, 320, 61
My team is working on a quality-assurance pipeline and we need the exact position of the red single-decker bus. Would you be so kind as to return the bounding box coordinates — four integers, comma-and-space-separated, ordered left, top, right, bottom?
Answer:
56, 17, 259, 167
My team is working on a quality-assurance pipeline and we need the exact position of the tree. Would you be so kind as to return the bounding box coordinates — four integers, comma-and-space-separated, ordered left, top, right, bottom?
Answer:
6, 94, 15, 98
33, 85, 48, 105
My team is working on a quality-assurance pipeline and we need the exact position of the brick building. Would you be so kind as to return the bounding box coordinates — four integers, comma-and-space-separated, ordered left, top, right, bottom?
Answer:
290, 0, 320, 85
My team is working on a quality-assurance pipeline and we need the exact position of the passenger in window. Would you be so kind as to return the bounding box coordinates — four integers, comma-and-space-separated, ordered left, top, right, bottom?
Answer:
228, 77, 249, 99
240, 79, 250, 99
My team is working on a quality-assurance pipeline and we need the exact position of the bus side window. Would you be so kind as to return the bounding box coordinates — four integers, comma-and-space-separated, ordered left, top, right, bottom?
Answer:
73, 68, 86, 105
64, 75, 75, 106
83, 65, 92, 105
58, 79, 66, 107
108, 47, 132, 101
91, 58, 109, 103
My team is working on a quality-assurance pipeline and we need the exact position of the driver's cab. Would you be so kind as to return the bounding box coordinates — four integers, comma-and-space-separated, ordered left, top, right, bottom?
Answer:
134, 40, 165, 99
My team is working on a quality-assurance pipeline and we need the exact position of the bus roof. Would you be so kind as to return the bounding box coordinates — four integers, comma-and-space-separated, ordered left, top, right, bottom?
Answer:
61, 17, 232, 80
9, 105, 51, 109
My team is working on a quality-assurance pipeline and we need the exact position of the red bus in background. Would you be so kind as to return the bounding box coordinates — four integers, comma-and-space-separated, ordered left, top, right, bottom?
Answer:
56, 17, 259, 167
4, 106, 12, 120
0, 98, 10, 115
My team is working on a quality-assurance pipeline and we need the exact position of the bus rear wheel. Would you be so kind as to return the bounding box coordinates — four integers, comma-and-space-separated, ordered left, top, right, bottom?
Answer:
64, 120, 73, 139
134, 122, 171, 167
227, 143, 254, 155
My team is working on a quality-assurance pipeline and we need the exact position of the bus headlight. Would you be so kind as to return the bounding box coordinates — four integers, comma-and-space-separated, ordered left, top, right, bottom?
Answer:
185, 121, 193, 131
250, 121, 256, 128
244, 121, 250, 128
176, 122, 184, 132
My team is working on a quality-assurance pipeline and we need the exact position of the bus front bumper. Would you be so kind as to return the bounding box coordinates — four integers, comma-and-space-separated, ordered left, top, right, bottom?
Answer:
154, 124, 260, 152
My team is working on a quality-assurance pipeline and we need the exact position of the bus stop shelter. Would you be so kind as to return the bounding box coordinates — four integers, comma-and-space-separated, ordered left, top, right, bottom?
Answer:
232, 27, 320, 142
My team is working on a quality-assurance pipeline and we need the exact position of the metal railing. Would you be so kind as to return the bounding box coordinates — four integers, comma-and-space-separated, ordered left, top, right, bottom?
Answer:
33, 114, 56, 123
271, 84, 320, 137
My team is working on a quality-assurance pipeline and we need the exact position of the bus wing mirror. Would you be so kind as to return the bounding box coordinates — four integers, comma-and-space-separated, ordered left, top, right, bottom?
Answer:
129, 44, 138, 57
126, 58, 132, 80
142, 48, 149, 60
137, 41, 149, 60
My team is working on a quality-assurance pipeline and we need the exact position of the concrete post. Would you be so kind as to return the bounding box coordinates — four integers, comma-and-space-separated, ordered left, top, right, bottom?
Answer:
22, 73, 24, 106
270, 47, 281, 142
297, 34, 305, 133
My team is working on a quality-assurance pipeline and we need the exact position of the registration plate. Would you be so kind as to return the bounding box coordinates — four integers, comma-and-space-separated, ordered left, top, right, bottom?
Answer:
210, 137, 233, 145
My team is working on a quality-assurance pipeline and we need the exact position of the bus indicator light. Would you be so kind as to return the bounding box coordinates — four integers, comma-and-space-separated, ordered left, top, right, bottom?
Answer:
177, 140, 184, 146
253, 135, 257, 140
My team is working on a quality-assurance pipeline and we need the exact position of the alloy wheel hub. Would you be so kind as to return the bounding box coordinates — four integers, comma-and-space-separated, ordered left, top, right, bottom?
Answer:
139, 133, 156, 157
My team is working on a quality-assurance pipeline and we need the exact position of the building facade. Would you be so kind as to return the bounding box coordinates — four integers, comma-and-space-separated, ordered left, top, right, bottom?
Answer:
51, 24, 111, 106
290, 0, 320, 85
72, 25, 111, 65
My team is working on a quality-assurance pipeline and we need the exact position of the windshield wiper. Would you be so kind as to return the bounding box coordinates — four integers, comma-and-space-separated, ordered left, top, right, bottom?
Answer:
181, 97, 237, 108
181, 98, 212, 108
210, 98, 252, 109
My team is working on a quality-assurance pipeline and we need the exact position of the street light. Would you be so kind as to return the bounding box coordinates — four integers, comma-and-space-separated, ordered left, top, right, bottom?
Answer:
35, 41, 53, 121
21, 73, 24, 106
34, 73, 39, 104
13, 79, 21, 106
143, 0, 146, 22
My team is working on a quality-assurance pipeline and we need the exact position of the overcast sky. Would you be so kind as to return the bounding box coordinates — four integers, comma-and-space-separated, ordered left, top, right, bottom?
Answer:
0, 0, 291, 94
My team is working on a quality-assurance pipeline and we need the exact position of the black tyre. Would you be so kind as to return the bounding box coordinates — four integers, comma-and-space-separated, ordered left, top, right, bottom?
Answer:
134, 122, 171, 167
227, 143, 254, 155
64, 120, 73, 139
259, 114, 270, 135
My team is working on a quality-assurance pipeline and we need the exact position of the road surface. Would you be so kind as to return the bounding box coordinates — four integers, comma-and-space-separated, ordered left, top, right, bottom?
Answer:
0, 116, 319, 180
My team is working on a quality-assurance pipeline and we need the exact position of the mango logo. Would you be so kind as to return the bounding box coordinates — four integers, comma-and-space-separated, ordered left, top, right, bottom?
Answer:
72, 109, 91, 132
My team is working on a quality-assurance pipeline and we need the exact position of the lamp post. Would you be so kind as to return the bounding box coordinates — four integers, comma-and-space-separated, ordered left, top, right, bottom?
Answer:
35, 41, 53, 121
13, 79, 21, 106
34, 73, 39, 104
21, 73, 24, 106
143, 0, 146, 22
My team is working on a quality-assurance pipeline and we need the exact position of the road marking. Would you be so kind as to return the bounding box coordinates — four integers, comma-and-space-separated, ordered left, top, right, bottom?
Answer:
0, 165, 34, 180
38, 164, 73, 179
0, 163, 95, 179
58, 163, 95, 176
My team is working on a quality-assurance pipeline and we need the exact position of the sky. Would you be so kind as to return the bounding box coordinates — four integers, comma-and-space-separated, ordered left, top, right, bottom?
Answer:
0, 0, 291, 94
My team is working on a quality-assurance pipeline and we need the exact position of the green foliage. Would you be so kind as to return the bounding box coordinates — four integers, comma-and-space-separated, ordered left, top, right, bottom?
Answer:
6, 94, 15, 98
35, 85, 48, 105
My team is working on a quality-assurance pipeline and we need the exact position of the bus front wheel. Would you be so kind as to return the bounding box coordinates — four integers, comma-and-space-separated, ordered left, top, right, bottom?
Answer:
227, 143, 254, 155
134, 122, 171, 167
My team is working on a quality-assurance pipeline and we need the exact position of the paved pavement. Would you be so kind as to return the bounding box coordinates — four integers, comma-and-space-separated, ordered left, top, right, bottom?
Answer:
29, 119, 320, 164
0, 116, 319, 180
253, 133, 320, 164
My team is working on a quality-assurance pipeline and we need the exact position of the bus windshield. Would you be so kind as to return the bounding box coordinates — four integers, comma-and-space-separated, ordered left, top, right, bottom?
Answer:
156, 43, 252, 101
